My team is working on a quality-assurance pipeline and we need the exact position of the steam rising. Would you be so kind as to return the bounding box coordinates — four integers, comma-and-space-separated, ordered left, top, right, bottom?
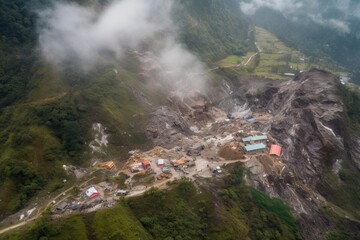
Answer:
240, 0, 360, 33
38, 0, 208, 93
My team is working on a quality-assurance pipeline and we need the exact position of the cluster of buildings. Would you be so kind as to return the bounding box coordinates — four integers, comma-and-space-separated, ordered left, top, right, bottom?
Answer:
242, 134, 282, 157
52, 183, 119, 215
127, 150, 198, 181
129, 160, 151, 173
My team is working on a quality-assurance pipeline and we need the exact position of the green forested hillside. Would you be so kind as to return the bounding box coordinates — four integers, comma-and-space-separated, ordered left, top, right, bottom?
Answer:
177, 0, 253, 62
0, 0, 150, 217
0, 57, 157, 217
0, 0, 36, 108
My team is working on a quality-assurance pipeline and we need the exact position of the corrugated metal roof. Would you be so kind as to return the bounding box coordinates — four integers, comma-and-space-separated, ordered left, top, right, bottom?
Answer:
269, 144, 282, 157
242, 136, 253, 142
242, 135, 268, 142
244, 143, 266, 152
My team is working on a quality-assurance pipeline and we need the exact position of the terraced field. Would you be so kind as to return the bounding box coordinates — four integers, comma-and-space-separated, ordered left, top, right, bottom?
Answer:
218, 27, 348, 80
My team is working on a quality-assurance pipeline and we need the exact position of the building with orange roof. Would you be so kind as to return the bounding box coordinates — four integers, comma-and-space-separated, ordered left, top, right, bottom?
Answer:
269, 144, 282, 157
104, 161, 115, 170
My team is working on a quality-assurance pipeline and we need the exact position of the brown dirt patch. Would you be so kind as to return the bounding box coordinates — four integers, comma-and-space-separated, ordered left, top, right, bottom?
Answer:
218, 142, 244, 160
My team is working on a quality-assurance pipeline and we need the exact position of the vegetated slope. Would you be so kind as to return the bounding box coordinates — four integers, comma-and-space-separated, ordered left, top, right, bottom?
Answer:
249, 8, 360, 82
0, 0, 251, 220
0, 166, 302, 240
216, 26, 347, 81
0, 55, 156, 218
0, 0, 37, 108
0, 0, 48, 219
176, 0, 253, 63
248, 69, 360, 239
251, 27, 345, 79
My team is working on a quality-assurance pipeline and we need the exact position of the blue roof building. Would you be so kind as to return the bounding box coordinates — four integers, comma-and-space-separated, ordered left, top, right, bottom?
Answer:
242, 135, 268, 142
244, 143, 266, 153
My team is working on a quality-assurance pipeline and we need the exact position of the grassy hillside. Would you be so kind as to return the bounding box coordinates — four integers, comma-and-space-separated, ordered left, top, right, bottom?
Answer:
0, 165, 303, 240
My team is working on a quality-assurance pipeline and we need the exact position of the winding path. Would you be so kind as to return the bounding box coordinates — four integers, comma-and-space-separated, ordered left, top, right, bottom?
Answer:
0, 177, 95, 235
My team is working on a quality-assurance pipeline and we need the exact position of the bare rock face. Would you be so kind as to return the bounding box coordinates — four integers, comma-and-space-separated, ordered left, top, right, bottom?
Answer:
249, 69, 360, 239
146, 106, 193, 148
268, 70, 345, 183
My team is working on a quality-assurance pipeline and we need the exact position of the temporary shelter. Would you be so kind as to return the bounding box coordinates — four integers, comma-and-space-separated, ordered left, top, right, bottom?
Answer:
86, 187, 99, 199
157, 159, 165, 167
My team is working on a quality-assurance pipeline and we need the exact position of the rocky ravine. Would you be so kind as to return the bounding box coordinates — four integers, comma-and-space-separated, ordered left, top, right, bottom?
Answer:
251, 69, 360, 239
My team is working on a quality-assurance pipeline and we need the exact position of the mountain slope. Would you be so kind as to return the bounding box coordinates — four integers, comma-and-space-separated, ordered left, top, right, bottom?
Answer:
177, 0, 252, 62
0, 0, 251, 219
3, 69, 360, 240
1, 1, 360, 240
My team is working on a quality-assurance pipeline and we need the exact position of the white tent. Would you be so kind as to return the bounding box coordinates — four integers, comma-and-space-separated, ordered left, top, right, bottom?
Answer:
86, 187, 99, 199
157, 159, 165, 166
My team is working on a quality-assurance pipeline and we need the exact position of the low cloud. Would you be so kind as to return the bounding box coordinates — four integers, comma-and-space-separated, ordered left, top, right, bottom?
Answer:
239, 0, 359, 33
38, 0, 173, 66
38, 0, 208, 94
310, 14, 350, 33
240, 0, 304, 15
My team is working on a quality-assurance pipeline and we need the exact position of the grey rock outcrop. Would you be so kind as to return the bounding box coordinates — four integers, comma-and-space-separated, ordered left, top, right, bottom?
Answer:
268, 70, 345, 184
250, 69, 360, 239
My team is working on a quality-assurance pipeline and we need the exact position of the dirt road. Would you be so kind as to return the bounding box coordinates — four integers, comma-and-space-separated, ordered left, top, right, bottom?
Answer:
241, 52, 258, 66
0, 177, 95, 235
125, 157, 251, 198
